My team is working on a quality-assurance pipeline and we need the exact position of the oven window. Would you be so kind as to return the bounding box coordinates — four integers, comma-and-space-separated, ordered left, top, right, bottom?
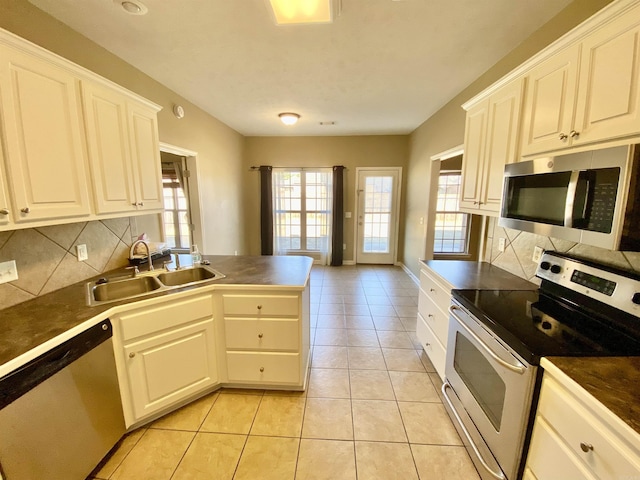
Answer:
453, 333, 506, 431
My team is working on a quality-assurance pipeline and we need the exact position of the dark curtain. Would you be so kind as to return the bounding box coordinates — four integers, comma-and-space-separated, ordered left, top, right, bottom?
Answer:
331, 166, 345, 266
259, 166, 273, 255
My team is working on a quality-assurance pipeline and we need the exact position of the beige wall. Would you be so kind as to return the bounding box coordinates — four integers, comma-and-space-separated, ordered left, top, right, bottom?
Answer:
0, 0, 246, 256
401, 0, 615, 278
243, 136, 409, 261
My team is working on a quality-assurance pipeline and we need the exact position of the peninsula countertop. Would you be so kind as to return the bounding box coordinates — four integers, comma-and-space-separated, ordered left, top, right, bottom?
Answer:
0, 255, 313, 376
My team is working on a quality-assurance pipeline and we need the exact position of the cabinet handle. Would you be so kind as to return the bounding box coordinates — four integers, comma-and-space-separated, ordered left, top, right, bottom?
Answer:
258, 333, 264, 339
257, 305, 263, 310
129, 352, 136, 358
580, 442, 594, 453
259, 367, 265, 373
559, 132, 568, 141
21, 207, 30, 214
570, 130, 580, 138
0, 208, 8, 215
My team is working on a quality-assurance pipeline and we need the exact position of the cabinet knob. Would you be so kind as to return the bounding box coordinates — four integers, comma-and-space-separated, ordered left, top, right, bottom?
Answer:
430, 288, 436, 293
129, 352, 136, 358
580, 442, 594, 453
570, 130, 580, 138
425, 343, 431, 347
137, 202, 144, 207
131, 202, 138, 206
257, 305, 263, 310
102, 323, 108, 331
21, 207, 30, 214
427, 314, 434, 318
258, 333, 264, 339
559, 132, 568, 141
0, 208, 8, 215
259, 367, 265, 373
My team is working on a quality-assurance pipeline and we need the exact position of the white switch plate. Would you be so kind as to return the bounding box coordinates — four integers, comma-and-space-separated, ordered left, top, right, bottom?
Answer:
76, 244, 88, 261
345, 212, 352, 219
498, 238, 506, 252
532, 246, 544, 263
0, 260, 18, 284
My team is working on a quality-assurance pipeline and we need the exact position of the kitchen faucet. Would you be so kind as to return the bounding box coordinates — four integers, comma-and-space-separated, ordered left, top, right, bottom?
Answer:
131, 240, 154, 271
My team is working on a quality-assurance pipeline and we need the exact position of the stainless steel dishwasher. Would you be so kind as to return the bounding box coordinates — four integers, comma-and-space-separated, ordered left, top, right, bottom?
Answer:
0, 320, 126, 480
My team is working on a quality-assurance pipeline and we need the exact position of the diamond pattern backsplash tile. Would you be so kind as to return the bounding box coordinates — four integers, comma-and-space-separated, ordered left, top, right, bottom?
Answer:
484, 217, 640, 281
0, 217, 139, 310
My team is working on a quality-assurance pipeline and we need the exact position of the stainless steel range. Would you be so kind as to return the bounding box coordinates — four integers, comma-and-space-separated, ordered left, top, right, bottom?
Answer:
442, 251, 640, 480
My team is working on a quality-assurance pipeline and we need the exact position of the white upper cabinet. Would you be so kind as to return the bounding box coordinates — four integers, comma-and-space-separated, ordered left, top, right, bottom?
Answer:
0, 45, 91, 223
461, 78, 524, 215
0, 140, 11, 226
82, 83, 163, 214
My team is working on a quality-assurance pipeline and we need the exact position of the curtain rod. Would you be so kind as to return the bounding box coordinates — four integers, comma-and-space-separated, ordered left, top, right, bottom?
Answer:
249, 166, 346, 171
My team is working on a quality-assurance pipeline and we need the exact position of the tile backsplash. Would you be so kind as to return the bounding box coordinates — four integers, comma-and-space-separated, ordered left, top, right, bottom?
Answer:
484, 217, 640, 284
0, 217, 140, 310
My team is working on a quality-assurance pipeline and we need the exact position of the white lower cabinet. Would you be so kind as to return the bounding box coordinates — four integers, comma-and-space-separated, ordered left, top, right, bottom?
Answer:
525, 360, 640, 480
112, 293, 218, 427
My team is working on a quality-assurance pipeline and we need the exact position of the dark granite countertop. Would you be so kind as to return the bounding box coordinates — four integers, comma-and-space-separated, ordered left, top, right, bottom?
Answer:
544, 356, 640, 437
0, 255, 312, 374
420, 259, 538, 290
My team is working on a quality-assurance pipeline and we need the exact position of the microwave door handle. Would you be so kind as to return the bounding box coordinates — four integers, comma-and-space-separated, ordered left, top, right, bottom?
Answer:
449, 306, 526, 374
564, 170, 581, 227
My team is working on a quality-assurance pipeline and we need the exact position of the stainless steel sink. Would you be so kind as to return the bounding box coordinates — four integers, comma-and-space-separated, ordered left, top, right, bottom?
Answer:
86, 265, 225, 306
157, 266, 219, 286
90, 276, 163, 303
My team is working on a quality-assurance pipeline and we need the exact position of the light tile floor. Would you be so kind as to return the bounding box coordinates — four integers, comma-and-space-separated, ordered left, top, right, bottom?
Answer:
89, 265, 480, 480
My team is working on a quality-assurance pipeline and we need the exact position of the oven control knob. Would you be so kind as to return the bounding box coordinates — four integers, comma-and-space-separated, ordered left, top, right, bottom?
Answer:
540, 261, 551, 271
550, 264, 562, 274
541, 321, 552, 330
632, 293, 640, 305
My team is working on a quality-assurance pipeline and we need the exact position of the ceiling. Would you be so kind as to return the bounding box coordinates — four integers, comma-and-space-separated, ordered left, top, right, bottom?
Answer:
29, 0, 573, 136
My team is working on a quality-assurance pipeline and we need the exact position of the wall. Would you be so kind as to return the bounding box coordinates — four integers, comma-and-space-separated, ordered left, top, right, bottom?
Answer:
402, 0, 615, 278
243, 136, 409, 261
0, 0, 246, 308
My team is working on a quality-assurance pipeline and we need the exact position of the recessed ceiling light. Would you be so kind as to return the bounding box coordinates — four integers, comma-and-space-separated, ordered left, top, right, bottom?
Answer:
279, 113, 300, 125
267, 0, 340, 25
114, 0, 148, 15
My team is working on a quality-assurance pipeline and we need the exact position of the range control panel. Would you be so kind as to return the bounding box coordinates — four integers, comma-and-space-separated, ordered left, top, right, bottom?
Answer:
537, 251, 640, 317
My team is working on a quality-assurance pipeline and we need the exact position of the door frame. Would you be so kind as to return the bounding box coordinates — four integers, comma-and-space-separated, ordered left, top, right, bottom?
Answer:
354, 167, 403, 265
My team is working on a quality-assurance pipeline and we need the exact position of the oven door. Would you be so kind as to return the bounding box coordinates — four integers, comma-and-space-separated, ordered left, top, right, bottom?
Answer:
444, 300, 537, 480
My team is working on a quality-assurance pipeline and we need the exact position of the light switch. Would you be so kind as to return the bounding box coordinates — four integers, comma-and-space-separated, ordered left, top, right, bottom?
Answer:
345, 212, 352, 218
77, 244, 88, 261
0, 260, 18, 284
498, 238, 506, 252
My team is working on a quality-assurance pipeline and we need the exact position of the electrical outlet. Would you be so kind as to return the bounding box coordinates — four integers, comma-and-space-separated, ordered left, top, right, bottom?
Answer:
0, 260, 18, 284
419, 217, 424, 225
76, 244, 88, 261
343, 243, 346, 250
498, 237, 506, 253
532, 246, 544, 263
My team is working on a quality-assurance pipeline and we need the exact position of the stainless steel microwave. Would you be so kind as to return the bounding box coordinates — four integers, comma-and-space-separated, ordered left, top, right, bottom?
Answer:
499, 144, 640, 251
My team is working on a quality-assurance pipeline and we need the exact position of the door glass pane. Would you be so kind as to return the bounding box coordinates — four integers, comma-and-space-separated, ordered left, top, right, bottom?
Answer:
453, 333, 506, 431
363, 176, 392, 253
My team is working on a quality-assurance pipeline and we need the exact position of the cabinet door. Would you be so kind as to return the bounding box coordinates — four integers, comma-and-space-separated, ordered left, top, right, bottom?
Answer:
460, 100, 488, 211
480, 78, 524, 213
127, 101, 163, 211
0, 144, 11, 227
124, 318, 217, 421
0, 46, 90, 222
573, 5, 640, 145
82, 82, 137, 214
520, 46, 580, 157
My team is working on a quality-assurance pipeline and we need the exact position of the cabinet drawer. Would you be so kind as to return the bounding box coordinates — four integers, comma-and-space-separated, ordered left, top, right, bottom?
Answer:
419, 270, 451, 315
119, 294, 213, 341
417, 292, 449, 346
222, 294, 299, 316
226, 352, 300, 385
416, 313, 446, 380
537, 376, 640, 479
225, 318, 299, 351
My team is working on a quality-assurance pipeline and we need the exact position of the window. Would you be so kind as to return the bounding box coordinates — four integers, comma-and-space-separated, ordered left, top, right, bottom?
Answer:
162, 160, 191, 251
273, 169, 332, 262
433, 172, 470, 254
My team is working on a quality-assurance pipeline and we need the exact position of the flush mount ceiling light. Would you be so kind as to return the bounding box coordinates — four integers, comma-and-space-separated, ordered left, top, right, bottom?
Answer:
279, 112, 301, 125
267, 0, 341, 25
114, 0, 148, 15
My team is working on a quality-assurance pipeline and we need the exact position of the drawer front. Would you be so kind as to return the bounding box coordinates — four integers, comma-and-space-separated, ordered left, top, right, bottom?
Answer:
527, 416, 598, 480
222, 294, 299, 317
419, 269, 451, 314
537, 376, 640, 479
417, 292, 449, 346
225, 318, 299, 351
119, 294, 213, 341
226, 352, 300, 385
416, 313, 446, 380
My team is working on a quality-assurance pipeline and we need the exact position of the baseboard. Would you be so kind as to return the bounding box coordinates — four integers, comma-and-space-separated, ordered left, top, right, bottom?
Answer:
343, 260, 356, 266
398, 262, 419, 285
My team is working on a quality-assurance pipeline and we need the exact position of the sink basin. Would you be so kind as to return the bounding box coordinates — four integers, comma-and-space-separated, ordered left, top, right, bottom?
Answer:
157, 266, 221, 286
90, 276, 163, 304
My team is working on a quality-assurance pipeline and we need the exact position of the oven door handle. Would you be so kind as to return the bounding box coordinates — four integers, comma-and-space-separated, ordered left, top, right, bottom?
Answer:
442, 381, 506, 480
449, 305, 526, 375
